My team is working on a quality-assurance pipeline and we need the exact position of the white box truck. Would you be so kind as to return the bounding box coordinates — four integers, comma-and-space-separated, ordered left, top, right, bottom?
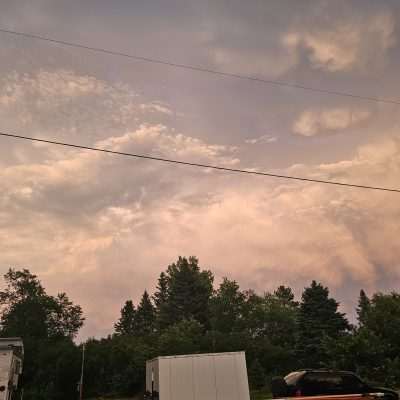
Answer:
0, 338, 24, 400
146, 351, 250, 400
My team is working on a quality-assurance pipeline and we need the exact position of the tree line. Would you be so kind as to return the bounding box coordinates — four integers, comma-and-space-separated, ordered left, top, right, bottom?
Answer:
1, 257, 400, 399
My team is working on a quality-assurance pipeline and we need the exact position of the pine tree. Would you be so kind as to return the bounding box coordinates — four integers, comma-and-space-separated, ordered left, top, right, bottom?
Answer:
297, 281, 350, 367
135, 291, 155, 335
154, 272, 168, 309
164, 256, 214, 327
357, 289, 370, 327
153, 272, 169, 331
114, 300, 136, 335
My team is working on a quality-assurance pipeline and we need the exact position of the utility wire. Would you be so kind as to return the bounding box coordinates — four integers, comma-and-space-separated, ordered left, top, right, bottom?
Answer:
1, 28, 400, 106
1, 131, 399, 193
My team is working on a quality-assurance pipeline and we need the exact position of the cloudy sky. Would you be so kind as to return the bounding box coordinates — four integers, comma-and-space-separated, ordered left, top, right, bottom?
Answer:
1, 0, 400, 339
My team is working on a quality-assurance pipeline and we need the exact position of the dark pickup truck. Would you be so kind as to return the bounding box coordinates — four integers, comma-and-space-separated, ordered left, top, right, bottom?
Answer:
272, 370, 399, 400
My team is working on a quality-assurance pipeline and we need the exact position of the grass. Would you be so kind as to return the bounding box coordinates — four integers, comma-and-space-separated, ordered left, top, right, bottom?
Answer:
250, 389, 273, 400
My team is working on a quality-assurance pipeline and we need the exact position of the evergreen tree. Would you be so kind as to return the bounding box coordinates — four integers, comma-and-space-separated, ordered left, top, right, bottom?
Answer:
164, 256, 214, 327
154, 272, 168, 309
357, 289, 370, 327
114, 300, 136, 335
153, 272, 169, 331
135, 291, 155, 335
297, 281, 350, 367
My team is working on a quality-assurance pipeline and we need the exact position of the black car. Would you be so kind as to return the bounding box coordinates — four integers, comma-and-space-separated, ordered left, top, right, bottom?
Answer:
272, 370, 399, 400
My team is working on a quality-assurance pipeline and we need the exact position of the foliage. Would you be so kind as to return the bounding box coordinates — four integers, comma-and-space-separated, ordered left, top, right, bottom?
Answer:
0, 269, 84, 339
114, 300, 136, 335
248, 358, 266, 390
134, 291, 155, 335
2, 260, 400, 399
210, 278, 246, 334
296, 280, 350, 368
163, 256, 214, 327
357, 289, 371, 327
153, 272, 169, 331
0, 268, 84, 400
158, 318, 204, 355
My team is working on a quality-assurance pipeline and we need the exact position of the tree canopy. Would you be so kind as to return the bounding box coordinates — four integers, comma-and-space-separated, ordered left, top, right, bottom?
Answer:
2, 260, 400, 399
0, 268, 84, 400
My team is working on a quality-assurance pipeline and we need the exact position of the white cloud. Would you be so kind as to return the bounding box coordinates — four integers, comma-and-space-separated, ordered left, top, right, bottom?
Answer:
245, 134, 277, 145
1, 70, 107, 104
140, 102, 173, 116
293, 108, 370, 136
2, 67, 400, 339
97, 124, 240, 167
0, 70, 141, 145
3, 132, 400, 339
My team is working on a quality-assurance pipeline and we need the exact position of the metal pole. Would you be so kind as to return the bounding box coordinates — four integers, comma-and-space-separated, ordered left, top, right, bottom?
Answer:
79, 344, 85, 400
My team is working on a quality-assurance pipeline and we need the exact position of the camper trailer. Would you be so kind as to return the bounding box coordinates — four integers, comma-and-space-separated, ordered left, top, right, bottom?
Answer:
146, 351, 250, 400
0, 338, 24, 400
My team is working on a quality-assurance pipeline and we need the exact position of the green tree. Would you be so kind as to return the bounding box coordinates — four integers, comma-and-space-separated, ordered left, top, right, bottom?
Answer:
242, 288, 299, 375
0, 269, 84, 400
0, 269, 84, 339
135, 291, 155, 335
164, 257, 214, 326
362, 293, 400, 357
262, 287, 299, 346
274, 285, 298, 307
297, 280, 350, 367
114, 300, 136, 335
154, 272, 168, 309
22, 338, 81, 400
326, 292, 400, 387
261, 288, 299, 374
158, 319, 203, 356
153, 272, 170, 331
83, 335, 155, 398
248, 358, 265, 391
210, 278, 245, 334
357, 289, 370, 327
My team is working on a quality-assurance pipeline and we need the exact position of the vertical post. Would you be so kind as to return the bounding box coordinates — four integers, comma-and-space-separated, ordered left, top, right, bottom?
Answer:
79, 344, 85, 400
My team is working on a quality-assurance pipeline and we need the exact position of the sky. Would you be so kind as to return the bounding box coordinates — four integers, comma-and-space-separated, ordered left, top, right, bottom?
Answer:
1, 0, 400, 339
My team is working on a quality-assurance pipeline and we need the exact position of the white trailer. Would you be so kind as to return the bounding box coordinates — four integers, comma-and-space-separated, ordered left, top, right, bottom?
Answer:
146, 351, 250, 400
0, 338, 24, 400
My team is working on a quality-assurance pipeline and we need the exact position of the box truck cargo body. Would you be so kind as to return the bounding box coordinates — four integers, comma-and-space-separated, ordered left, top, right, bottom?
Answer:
0, 338, 24, 400
146, 351, 250, 400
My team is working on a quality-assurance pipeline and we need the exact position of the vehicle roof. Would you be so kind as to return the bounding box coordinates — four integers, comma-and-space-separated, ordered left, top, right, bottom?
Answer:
294, 369, 357, 375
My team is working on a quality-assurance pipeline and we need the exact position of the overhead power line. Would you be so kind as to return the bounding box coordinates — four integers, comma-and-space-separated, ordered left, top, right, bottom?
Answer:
1, 131, 399, 193
1, 28, 400, 106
